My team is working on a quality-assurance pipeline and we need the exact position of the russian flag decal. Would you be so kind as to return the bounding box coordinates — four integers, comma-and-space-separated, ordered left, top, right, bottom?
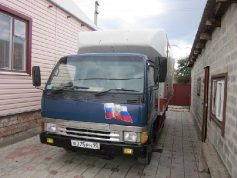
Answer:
104, 103, 135, 123
120, 106, 133, 123
104, 103, 115, 119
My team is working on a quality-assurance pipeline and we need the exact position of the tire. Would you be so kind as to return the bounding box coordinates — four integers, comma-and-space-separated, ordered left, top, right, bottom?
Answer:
153, 119, 158, 142
138, 149, 152, 165
138, 140, 153, 165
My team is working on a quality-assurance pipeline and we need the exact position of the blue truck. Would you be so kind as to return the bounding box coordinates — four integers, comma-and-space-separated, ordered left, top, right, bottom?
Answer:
32, 29, 174, 164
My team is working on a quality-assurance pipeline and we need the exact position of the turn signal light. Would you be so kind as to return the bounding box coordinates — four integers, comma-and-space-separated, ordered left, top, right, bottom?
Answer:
141, 132, 148, 144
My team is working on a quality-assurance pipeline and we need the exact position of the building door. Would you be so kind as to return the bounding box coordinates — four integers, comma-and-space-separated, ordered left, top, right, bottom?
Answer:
201, 66, 209, 142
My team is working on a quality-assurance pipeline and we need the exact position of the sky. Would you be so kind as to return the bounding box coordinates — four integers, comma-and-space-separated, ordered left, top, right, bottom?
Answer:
73, 0, 207, 63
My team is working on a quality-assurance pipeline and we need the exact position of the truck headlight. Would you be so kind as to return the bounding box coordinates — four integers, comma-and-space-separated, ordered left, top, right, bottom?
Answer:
45, 123, 56, 132
124, 132, 137, 142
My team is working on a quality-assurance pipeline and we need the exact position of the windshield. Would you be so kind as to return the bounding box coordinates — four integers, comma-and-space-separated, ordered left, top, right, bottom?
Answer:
47, 55, 145, 93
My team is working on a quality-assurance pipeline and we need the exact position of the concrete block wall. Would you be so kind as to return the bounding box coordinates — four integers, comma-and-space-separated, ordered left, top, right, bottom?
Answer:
190, 54, 204, 130
190, 4, 237, 177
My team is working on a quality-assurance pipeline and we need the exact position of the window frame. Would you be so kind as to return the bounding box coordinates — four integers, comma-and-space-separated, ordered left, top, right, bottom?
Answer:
209, 73, 227, 137
0, 4, 32, 75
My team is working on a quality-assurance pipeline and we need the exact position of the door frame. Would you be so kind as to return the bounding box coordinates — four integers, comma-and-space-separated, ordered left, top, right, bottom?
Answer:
201, 66, 209, 142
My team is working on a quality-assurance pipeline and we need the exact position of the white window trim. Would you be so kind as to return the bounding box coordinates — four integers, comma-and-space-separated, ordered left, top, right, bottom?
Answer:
212, 80, 216, 114
0, 71, 29, 76
215, 80, 224, 121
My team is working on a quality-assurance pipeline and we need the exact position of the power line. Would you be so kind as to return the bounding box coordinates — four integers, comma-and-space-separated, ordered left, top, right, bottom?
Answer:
78, 0, 191, 3
96, 0, 193, 2
76, 0, 197, 6
99, 7, 203, 12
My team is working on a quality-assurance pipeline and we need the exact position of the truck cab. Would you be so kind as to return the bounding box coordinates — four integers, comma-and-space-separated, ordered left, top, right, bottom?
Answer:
32, 29, 174, 164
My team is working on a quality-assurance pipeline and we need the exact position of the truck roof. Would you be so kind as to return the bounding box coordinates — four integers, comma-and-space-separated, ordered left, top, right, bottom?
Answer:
78, 29, 168, 61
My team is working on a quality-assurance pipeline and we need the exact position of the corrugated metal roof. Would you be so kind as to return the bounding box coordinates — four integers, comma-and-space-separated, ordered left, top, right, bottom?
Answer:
48, 0, 98, 30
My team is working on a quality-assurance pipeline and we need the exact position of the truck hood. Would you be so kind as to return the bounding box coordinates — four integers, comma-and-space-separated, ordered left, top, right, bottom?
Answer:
42, 99, 147, 127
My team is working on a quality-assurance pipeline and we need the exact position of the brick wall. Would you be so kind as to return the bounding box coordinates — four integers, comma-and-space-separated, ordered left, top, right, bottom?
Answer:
190, 4, 237, 177
0, 111, 41, 145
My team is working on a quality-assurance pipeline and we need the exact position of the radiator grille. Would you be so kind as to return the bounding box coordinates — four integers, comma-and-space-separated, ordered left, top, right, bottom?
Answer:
56, 126, 122, 142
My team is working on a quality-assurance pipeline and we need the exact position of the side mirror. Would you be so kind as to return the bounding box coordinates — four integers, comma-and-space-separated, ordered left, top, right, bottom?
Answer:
158, 57, 167, 82
154, 58, 159, 83
32, 66, 41, 87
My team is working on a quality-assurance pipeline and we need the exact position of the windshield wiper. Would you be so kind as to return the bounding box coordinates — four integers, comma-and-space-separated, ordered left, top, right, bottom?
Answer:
95, 88, 139, 96
49, 85, 89, 94
74, 86, 90, 89
76, 77, 143, 81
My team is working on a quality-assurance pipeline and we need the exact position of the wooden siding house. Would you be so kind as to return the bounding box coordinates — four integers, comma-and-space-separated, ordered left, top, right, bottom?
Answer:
188, 0, 237, 177
0, 0, 96, 144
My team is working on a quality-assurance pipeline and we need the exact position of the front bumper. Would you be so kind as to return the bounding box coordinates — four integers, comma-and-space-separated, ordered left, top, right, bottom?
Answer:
40, 132, 147, 157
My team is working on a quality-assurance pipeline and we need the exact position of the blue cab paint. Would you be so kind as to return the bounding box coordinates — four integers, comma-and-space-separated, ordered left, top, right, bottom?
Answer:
32, 29, 174, 165
35, 50, 169, 165
42, 98, 147, 127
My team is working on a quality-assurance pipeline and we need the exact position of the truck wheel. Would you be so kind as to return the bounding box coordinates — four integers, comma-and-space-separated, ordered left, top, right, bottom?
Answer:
138, 146, 152, 165
153, 119, 158, 142
138, 142, 153, 165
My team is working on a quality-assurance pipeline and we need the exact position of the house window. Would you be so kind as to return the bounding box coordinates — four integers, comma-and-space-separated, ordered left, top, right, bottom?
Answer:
210, 73, 227, 137
0, 5, 32, 74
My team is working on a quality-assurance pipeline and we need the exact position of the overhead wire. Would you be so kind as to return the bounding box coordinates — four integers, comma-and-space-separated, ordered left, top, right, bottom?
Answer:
99, 7, 203, 12
77, 0, 193, 5
74, 0, 204, 29
76, 0, 203, 13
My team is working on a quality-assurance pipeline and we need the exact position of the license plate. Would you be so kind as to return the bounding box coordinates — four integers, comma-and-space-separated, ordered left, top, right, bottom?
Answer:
71, 140, 100, 149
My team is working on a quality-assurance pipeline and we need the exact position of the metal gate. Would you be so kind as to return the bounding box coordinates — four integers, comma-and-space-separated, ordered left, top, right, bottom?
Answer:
169, 84, 191, 106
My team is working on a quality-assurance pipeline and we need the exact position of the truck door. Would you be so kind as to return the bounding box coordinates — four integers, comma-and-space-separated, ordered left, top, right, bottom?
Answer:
147, 64, 156, 121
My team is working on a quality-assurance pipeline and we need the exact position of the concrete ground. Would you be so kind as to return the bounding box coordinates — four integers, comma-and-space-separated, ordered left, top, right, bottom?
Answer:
0, 111, 210, 178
